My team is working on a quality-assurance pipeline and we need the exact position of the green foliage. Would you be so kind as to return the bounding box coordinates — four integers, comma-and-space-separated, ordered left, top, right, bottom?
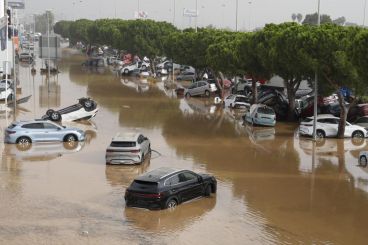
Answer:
302, 13, 332, 25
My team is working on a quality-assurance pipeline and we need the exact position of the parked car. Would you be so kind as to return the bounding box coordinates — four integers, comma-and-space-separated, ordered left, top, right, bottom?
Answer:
124, 167, 217, 210
244, 104, 276, 126
354, 116, 368, 129
299, 114, 368, 139
179, 65, 195, 73
18, 52, 33, 62
348, 104, 368, 122
176, 71, 195, 81
232, 78, 259, 95
41, 97, 98, 122
106, 132, 151, 165
223, 94, 249, 109
0, 87, 14, 101
184, 81, 216, 98
156, 68, 168, 77
359, 151, 368, 167
156, 60, 180, 71
4, 120, 85, 149
0, 79, 13, 89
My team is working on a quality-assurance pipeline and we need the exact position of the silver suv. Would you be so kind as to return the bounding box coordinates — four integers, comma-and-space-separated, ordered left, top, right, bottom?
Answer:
4, 120, 85, 149
106, 133, 151, 165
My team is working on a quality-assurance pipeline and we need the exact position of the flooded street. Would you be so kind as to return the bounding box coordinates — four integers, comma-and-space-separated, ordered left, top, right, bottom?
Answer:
1, 51, 368, 244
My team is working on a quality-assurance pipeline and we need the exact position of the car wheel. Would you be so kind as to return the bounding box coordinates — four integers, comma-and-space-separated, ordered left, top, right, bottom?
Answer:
64, 134, 77, 142
157, 72, 161, 77
124, 69, 129, 74
185, 93, 191, 98
142, 65, 146, 69
16, 137, 32, 151
205, 90, 210, 97
83, 99, 93, 108
165, 198, 178, 210
63, 140, 78, 150
7, 94, 13, 101
230, 103, 233, 109
360, 156, 368, 167
204, 185, 212, 197
352, 131, 364, 139
316, 130, 325, 139
50, 111, 61, 122
46, 109, 54, 117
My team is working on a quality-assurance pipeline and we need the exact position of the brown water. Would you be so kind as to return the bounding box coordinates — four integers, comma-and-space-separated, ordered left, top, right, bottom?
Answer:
1, 51, 368, 244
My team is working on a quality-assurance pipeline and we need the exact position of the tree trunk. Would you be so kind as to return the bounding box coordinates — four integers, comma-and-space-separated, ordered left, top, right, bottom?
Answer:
252, 80, 258, 104
218, 71, 226, 100
286, 81, 297, 121
337, 90, 346, 139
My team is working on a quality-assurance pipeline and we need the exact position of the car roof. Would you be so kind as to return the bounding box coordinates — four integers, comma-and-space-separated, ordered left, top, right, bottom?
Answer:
12, 119, 56, 125
306, 114, 338, 120
112, 132, 140, 142
135, 167, 181, 182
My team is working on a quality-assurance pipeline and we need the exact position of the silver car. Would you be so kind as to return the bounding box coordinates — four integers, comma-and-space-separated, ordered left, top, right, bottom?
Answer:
184, 81, 216, 98
106, 133, 151, 165
4, 120, 85, 148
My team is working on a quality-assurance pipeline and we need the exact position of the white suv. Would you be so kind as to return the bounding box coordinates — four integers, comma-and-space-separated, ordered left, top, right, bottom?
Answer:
105, 133, 151, 165
299, 114, 368, 138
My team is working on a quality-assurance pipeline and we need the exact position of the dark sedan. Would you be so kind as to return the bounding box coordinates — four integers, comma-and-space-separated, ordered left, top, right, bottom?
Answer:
124, 167, 217, 210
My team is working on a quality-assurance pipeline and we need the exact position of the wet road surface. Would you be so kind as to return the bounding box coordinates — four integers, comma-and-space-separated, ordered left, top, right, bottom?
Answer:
1, 50, 368, 244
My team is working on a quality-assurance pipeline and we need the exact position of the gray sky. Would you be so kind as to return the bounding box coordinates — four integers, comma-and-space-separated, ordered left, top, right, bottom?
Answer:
23, 0, 367, 30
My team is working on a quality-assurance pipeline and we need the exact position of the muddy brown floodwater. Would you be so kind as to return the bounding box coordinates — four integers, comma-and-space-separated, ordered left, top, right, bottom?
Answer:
1, 50, 368, 245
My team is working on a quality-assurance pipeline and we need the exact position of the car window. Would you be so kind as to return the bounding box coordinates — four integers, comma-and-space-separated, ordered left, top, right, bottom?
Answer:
226, 95, 234, 100
22, 123, 44, 129
110, 141, 136, 147
257, 107, 275, 115
188, 84, 196, 89
323, 118, 339, 124
357, 117, 368, 123
164, 175, 180, 186
43, 123, 60, 129
178, 171, 197, 183
235, 96, 246, 103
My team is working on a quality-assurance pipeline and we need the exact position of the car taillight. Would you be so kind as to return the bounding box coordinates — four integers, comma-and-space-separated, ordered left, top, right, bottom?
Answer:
6, 130, 16, 134
130, 150, 140, 153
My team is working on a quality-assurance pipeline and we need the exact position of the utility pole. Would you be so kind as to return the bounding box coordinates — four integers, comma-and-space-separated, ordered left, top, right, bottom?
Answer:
236, 0, 238, 31
195, 0, 198, 32
313, 0, 321, 141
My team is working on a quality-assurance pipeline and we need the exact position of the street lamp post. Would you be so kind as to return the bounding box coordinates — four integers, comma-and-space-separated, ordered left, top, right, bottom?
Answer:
173, 0, 176, 25
312, 0, 321, 140
47, 10, 51, 92
236, 0, 238, 31
195, 0, 198, 32
363, 0, 367, 26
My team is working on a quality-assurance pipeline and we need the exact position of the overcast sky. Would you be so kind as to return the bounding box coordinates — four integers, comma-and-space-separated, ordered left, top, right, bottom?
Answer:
23, 0, 367, 30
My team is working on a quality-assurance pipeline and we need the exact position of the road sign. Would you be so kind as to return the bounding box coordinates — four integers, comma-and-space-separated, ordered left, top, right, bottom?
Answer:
183, 8, 198, 17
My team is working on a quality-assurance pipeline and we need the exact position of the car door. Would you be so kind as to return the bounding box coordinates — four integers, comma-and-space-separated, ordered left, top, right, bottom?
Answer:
344, 122, 354, 137
22, 123, 46, 142
177, 171, 203, 201
188, 82, 197, 96
43, 122, 62, 141
320, 118, 339, 137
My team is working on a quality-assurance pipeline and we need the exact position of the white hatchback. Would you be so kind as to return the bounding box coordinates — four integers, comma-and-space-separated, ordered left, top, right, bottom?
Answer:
106, 133, 151, 165
299, 114, 368, 138
224, 94, 249, 109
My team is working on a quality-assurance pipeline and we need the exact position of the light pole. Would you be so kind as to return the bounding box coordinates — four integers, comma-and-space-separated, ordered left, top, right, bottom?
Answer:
248, 1, 252, 31
173, 0, 176, 25
236, 0, 238, 31
138, 0, 140, 19
47, 10, 51, 92
221, 3, 226, 28
364, 0, 367, 26
313, 0, 321, 141
195, 0, 198, 32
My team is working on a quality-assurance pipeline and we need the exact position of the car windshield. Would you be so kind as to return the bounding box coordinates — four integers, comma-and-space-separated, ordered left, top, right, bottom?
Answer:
258, 107, 274, 115
110, 141, 136, 147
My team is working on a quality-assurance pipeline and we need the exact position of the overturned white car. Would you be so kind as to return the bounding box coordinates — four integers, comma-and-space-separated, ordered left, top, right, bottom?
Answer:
42, 98, 99, 122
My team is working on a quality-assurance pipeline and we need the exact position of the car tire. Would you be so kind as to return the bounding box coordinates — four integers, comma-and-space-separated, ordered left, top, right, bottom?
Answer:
7, 94, 13, 101
124, 69, 129, 74
316, 130, 325, 139
63, 140, 78, 150
205, 90, 210, 97
360, 156, 368, 167
185, 93, 191, 98
46, 109, 54, 117
230, 103, 233, 109
142, 65, 146, 69
165, 198, 178, 210
50, 111, 62, 122
352, 131, 364, 139
16, 137, 32, 151
204, 185, 212, 197
157, 72, 161, 77
64, 134, 77, 142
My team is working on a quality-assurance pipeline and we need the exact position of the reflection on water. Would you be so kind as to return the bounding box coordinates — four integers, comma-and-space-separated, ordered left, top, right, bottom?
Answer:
1, 53, 368, 244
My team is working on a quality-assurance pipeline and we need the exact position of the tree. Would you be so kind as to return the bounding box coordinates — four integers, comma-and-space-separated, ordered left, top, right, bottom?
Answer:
297, 13, 303, 23
333, 16, 346, 26
53, 20, 72, 38
351, 29, 368, 94
302, 13, 332, 25
292, 13, 297, 22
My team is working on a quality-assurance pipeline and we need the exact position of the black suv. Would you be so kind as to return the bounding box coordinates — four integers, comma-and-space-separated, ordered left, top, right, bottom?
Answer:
124, 167, 217, 210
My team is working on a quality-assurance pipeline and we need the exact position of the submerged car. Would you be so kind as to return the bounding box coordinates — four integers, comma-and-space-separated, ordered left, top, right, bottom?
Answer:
124, 167, 217, 210
0, 87, 14, 101
184, 81, 216, 98
106, 132, 151, 165
244, 104, 276, 127
299, 114, 368, 139
224, 94, 249, 109
41, 97, 98, 122
4, 120, 85, 148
